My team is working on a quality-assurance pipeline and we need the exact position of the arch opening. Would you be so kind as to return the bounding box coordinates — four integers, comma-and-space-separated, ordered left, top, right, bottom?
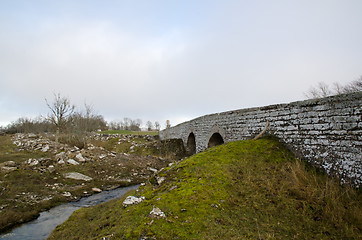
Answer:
186, 132, 196, 155
208, 132, 224, 148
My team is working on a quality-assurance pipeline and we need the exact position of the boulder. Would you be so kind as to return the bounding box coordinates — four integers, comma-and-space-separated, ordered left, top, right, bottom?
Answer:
92, 187, 102, 193
147, 167, 158, 173
56, 152, 66, 160
122, 196, 145, 207
67, 159, 79, 165
1, 166, 17, 173
63, 172, 93, 181
75, 153, 86, 162
149, 207, 166, 218
48, 165, 55, 173
1, 161, 16, 167
62, 192, 72, 197
41, 145, 50, 152
156, 176, 165, 185
25, 158, 39, 166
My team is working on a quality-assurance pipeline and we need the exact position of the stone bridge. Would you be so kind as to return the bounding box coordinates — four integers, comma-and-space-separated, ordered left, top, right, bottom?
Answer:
160, 92, 362, 187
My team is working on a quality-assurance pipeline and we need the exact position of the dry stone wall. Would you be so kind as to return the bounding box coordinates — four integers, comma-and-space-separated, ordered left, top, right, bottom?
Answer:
160, 92, 362, 187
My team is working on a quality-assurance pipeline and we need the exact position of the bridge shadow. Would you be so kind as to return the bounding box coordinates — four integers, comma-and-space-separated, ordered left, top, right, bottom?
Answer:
208, 132, 224, 148
186, 132, 196, 156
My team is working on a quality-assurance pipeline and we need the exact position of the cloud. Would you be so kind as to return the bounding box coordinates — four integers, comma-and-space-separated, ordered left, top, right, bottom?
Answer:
0, 18, 191, 124
0, 0, 361, 127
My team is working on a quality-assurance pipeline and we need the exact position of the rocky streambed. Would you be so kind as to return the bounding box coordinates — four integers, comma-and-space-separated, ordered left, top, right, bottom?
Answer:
0, 133, 184, 233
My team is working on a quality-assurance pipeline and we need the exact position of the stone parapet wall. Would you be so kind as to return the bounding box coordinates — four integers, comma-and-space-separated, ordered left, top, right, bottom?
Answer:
160, 92, 361, 187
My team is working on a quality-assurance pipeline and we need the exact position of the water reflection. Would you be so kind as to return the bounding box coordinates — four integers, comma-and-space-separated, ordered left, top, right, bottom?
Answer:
0, 185, 138, 240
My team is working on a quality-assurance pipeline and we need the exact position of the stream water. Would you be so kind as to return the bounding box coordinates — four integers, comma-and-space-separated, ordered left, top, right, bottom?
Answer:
0, 185, 139, 240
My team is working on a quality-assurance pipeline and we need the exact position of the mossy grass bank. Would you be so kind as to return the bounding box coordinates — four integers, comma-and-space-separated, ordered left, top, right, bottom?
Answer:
49, 137, 361, 239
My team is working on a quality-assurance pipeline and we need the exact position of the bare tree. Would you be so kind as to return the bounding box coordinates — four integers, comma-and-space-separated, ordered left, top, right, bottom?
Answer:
146, 121, 153, 131
108, 120, 121, 130
305, 77, 361, 99
130, 119, 142, 131
123, 117, 131, 130
154, 121, 160, 131
304, 82, 332, 99
45, 93, 75, 142
342, 76, 362, 93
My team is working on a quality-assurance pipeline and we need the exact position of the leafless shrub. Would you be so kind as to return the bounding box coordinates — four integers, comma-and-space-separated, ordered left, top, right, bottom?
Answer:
45, 93, 75, 133
304, 76, 361, 99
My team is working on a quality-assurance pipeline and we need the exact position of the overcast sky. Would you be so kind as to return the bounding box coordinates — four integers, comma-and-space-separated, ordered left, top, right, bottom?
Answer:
1, 0, 361, 128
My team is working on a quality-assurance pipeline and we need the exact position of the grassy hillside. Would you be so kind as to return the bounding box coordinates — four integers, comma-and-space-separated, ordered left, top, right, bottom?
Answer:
49, 137, 361, 240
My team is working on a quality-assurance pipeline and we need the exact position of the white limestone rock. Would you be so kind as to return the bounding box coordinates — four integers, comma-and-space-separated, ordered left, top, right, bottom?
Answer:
58, 160, 65, 165
92, 187, 102, 193
67, 159, 79, 165
41, 145, 50, 152
55, 152, 66, 160
147, 167, 158, 173
25, 158, 39, 166
63, 172, 93, 181
149, 207, 166, 218
76, 153, 86, 162
62, 192, 72, 197
48, 165, 55, 173
122, 196, 145, 207
156, 176, 165, 185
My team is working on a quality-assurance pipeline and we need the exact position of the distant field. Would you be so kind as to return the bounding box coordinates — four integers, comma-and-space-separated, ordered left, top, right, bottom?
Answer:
98, 130, 159, 136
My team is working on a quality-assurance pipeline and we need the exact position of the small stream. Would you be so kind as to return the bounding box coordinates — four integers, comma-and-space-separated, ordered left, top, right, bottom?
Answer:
0, 185, 139, 240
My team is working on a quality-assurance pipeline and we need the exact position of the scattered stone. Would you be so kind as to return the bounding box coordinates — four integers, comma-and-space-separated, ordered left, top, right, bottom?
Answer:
48, 165, 55, 173
62, 192, 72, 197
149, 207, 166, 218
75, 153, 86, 162
119, 178, 132, 183
122, 196, 145, 207
0, 161, 18, 172
56, 152, 66, 160
92, 187, 102, 193
67, 159, 79, 165
147, 167, 158, 173
63, 172, 93, 181
25, 158, 39, 166
28, 133, 37, 138
156, 176, 165, 185
1, 161, 16, 167
58, 160, 65, 164
41, 145, 50, 152
1, 166, 17, 173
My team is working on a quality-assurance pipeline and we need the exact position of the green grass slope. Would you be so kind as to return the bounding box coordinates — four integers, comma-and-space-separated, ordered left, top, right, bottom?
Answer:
48, 137, 361, 240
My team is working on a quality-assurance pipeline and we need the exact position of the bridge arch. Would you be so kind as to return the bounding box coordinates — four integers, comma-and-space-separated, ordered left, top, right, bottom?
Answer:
208, 132, 224, 148
206, 124, 226, 149
186, 132, 196, 155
